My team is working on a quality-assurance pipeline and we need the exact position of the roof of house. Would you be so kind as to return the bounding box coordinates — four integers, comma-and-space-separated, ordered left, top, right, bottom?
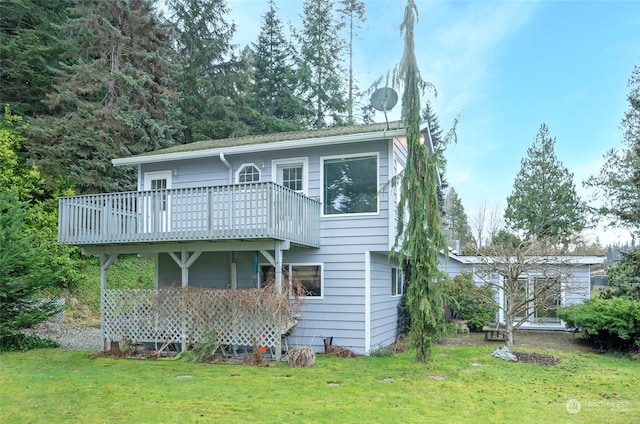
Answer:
113, 120, 424, 166
447, 253, 606, 265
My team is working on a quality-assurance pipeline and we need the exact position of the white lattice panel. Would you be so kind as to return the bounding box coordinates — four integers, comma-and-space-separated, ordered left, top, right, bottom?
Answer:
103, 288, 292, 349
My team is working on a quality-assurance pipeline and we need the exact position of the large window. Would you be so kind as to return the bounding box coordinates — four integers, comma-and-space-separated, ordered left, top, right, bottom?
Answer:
322, 154, 378, 215
236, 163, 261, 183
260, 264, 322, 297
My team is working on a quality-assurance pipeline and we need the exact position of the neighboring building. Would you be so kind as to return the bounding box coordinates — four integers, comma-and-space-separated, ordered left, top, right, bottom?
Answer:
440, 253, 606, 330
58, 121, 419, 355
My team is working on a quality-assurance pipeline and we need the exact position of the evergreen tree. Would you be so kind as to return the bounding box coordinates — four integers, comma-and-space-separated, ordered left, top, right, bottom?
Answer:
0, 191, 62, 350
505, 123, 586, 245
337, 0, 365, 124
0, 107, 80, 291
442, 187, 476, 252
0, 108, 80, 350
169, 0, 258, 142
250, 0, 305, 132
0, 0, 72, 117
586, 65, 640, 235
422, 100, 450, 209
297, 0, 347, 128
394, 0, 446, 362
27, 0, 181, 193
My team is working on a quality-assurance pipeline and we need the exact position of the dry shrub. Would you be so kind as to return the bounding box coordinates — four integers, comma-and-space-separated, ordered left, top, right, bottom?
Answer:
393, 334, 408, 353
327, 345, 359, 358
323, 337, 360, 358
288, 346, 316, 367
242, 341, 268, 366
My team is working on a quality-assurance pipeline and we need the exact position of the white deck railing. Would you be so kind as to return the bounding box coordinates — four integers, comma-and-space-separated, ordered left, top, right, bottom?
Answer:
58, 182, 321, 247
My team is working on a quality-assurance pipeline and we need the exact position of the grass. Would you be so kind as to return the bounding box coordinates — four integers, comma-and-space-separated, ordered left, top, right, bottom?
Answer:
1, 346, 638, 423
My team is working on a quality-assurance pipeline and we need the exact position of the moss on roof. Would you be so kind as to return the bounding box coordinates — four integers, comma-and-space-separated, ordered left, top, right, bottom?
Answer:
141, 121, 406, 157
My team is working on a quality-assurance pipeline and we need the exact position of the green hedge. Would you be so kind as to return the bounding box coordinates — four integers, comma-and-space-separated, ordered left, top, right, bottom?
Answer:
558, 297, 640, 352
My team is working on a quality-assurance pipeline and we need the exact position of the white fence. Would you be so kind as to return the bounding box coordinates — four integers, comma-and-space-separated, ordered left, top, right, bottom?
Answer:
103, 288, 296, 352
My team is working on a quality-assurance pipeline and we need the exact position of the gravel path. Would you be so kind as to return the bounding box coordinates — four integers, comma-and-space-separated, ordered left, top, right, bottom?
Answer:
27, 322, 102, 351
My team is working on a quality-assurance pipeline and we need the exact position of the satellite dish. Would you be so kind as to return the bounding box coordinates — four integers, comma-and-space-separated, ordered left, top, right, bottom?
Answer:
370, 87, 398, 129
371, 87, 398, 112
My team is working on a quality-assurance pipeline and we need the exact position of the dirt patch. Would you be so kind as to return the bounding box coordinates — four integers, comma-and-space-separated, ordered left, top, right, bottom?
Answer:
513, 352, 561, 365
439, 330, 594, 354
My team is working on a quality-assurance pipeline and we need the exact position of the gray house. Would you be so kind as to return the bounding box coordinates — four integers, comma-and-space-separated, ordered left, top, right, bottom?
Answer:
58, 121, 420, 355
440, 252, 605, 330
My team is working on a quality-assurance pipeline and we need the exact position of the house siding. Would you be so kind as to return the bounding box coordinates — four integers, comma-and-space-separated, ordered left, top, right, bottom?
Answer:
442, 255, 598, 329
369, 252, 401, 351
140, 139, 397, 354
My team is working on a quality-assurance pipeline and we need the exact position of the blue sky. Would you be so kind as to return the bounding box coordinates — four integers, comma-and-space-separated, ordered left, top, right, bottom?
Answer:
226, 0, 639, 245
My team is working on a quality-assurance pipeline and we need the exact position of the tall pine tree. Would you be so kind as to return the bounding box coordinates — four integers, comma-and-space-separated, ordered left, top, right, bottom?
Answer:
250, 0, 306, 132
297, 0, 347, 128
586, 64, 640, 235
169, 0, 258, 142
27, 0, 181, 193
337, 0, 366, 124
0, 0, 72, 117
421, 100, 450, 209
442, 187, 476, 252
505, 123, 586, 245
394, 0, 446, 362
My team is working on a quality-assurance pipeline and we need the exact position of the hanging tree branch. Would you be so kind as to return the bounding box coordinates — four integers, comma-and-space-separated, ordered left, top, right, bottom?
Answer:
393, 0, 447, 362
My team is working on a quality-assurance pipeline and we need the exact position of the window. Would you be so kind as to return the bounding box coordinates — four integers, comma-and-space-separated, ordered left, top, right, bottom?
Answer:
391, 267, 403, 296
236, 164, 261, 183
150, 178, 168, 210
508, 276, 561, 324
273, 158, 307, 193
260, 263, 322, 297
322, 154, 378, 215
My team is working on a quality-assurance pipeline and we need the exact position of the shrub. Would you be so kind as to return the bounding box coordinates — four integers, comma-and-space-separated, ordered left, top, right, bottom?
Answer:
287, 346, 315, 367
0, 334, 58, 351
441, 273, 497, 332
558, 297, 640, 352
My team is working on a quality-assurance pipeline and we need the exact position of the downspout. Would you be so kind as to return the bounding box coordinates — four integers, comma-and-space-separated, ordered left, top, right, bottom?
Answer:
219, 152, 232, 184
219, 152, 237, 291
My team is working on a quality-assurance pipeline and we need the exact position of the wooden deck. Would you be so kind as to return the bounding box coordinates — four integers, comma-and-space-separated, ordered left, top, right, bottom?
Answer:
58, 182, 321, 247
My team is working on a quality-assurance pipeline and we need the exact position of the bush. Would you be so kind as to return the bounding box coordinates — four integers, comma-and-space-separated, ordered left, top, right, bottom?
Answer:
0, 334, 58, 351
558, 297, 640, 352
441, 273, 497, 332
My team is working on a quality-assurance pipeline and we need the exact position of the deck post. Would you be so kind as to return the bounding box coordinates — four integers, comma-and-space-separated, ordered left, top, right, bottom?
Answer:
169, 248, 203, 351
100, 253, 118, 351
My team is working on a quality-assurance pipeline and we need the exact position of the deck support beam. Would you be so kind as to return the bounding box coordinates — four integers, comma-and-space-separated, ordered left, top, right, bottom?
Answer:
168, 247, 202, 351
100, 253, 118, 351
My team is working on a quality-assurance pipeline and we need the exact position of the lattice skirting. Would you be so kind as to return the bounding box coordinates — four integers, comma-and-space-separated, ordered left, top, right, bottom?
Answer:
103, 288, 295, 348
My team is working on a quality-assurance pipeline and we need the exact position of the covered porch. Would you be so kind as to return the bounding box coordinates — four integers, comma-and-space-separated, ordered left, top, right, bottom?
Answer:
87, 239, 300, 361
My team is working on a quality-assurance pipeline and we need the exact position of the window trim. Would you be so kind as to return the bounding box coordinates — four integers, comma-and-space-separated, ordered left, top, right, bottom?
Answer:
320, 152, 380, 217
235, 163, 261, 183
271, 157, 309, 195
259, 262, 324, 299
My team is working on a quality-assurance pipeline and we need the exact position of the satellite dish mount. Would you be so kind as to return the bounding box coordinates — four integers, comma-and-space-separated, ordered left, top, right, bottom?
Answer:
370, 87, 398, 130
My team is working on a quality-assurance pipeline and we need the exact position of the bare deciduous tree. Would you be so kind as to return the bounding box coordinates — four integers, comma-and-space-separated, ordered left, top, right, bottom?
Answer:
469, 201, 504, 249
474, 240, 581, 351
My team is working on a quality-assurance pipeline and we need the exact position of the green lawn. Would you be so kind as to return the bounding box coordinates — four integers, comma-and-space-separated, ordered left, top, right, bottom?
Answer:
1, 346, 638, 423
